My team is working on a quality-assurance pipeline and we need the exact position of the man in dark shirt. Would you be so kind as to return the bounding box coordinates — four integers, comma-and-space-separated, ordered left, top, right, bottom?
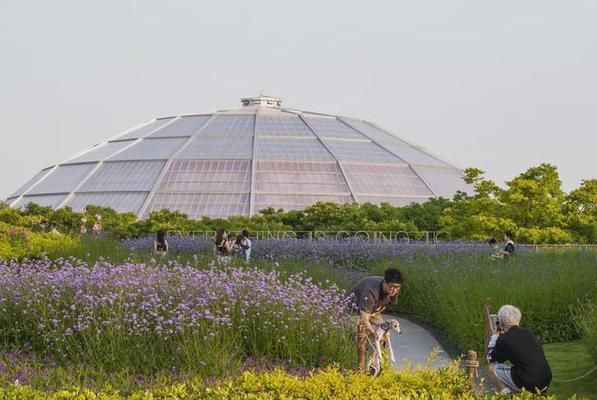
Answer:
348, 268, 403, 335
488, 305, 552, 394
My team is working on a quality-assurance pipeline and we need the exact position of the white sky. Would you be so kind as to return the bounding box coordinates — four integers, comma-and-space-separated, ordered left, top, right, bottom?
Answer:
1, 0, 595, 199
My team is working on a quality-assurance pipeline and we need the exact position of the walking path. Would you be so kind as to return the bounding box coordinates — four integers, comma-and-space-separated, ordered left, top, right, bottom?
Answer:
383, 315, 453, 370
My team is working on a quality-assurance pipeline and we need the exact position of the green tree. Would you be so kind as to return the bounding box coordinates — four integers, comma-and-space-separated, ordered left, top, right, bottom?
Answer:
398, 198, 452, 232
301, 202, 367, 231
279, 210, 306, 232
564, 179, 597, 243
439, 168, 514, 240
48, 207, 81, 234
21, 202, 53, 218
501, 163, 566, 229
145, 209, 193, 233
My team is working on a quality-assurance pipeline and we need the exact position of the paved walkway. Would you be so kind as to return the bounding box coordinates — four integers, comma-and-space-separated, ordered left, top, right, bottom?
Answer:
383, 315, 453, 370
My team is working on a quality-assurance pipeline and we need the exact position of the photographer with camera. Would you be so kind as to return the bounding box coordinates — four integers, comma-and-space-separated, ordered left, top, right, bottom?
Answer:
487, 305, 552, 394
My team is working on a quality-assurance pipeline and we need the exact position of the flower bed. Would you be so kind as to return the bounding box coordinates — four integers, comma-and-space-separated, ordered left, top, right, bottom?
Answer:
0, 366, 557, 399
0, 259, 354, 374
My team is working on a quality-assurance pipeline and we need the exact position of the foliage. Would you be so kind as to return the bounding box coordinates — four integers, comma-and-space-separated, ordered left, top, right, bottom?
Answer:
1, 164, 595, 243
0, 365, 560, 399
564, 179, 597, 243
571, 300, 597, 364
373, 249, 597, 351
0, 221, 79, 259
440, 165, 595, 243
501, 163, 566, 229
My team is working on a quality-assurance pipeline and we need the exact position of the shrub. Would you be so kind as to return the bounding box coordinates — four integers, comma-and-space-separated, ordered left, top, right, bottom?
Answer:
571, 301, 597, 363
0, 366, 557, 399
0, 221, 79, 259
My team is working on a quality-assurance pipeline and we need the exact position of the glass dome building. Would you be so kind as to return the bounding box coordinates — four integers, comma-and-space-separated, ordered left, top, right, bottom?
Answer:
6, 96, 471, 219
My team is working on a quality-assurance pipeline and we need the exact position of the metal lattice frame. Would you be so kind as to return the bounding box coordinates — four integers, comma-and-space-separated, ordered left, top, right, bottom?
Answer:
7, 96, 471, 217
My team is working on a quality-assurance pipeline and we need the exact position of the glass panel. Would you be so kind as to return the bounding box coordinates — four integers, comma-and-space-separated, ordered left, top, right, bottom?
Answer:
79, 161, 166, 192
116, 118, 175, 140
257, 114, 313, 137
66, 140, 136, 164
256, 161, 349, 194
256, 138, 334, 161
147, 115, 211, 138
340, 118, 410, 147
254, 193, 353, 212
177, 136, 253, 159
15, 194, 66, 209
7, 169, 51, 198
414, 166, 471, 198
66, 192, 149, 213
357, 196, 425, 207
303, 115, 363, 139
27, 164, 96, 195
321, 139, 400, 163
158, 160, 251, 193
343, 163, 434, 197
109, 138, 187, 161
381, 144, 448, 167
145, 193, 250, 219
200, 115, 255, 136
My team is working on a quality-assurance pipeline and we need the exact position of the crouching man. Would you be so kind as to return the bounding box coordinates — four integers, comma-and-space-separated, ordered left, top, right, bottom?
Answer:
487, 305, 552, 394
348, 268, 404, 336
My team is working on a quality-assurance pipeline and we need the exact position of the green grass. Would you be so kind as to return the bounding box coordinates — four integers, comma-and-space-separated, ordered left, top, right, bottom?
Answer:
368, 251, 597, 353
9, 240, 596, 398
543, 341, 596, 399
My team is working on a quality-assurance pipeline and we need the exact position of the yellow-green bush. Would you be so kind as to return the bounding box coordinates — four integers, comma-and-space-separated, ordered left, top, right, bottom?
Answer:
0, 221, 79, 259
0, 367, 559, 399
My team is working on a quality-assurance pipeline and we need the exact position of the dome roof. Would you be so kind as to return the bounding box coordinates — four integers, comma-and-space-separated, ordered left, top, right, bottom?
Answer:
6, 96, 471, 218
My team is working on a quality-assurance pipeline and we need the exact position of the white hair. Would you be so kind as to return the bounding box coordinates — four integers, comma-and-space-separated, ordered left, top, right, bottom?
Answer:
498, 305, 521, 326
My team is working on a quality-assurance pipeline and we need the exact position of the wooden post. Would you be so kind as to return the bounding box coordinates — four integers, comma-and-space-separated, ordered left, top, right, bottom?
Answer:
466, 350, 479, 386
483, 298, 498, 359
357, 321, 367, 372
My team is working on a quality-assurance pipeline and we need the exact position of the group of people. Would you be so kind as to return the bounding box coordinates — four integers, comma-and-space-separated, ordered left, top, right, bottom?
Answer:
488, 231, 516, 259
348, 268, 552, 395
214, 229, 252, 262
153, 229, 252, 263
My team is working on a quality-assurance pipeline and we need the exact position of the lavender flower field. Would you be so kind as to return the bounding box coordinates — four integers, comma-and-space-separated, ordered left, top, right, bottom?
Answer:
112, 236, 597, 352
0, 235, 595, 396
0, 257, 354, 377
122, 235, 509, 269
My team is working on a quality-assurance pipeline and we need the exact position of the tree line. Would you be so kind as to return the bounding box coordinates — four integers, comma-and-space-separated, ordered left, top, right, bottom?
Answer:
1, 163, 595, 243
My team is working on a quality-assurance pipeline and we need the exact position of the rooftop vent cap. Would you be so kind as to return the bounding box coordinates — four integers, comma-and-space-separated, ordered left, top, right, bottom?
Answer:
241, 95, 282, 107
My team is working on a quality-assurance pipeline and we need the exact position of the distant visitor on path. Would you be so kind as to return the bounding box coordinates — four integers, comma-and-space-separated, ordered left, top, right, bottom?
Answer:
348, 268, 403, 336
154, 230, 169, 255
234, 229, 252, 262
93, 213, 103, 234
503, 231, 515, 256
487, 304, 552, 394
80, 211, 87, 235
